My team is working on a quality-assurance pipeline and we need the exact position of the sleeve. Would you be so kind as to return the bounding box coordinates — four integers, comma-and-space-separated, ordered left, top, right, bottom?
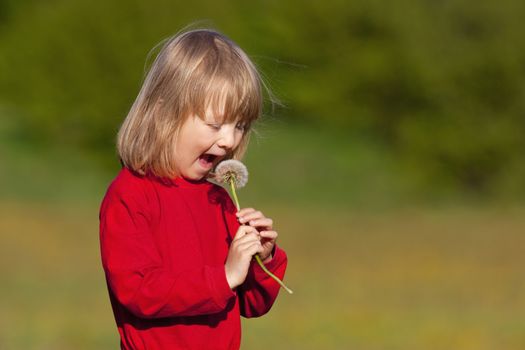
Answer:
237, 245, 288, 318
99, 182, 235, 319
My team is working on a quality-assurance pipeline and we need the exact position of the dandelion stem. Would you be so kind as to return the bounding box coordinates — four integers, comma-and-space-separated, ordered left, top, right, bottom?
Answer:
229, 179, 240, 211
228, 177, 293, 295
254, 255, 294, 294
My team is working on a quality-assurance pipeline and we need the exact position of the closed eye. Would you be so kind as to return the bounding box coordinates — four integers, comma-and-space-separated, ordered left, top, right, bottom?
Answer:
236, 122, 247, 132
207, 123, 222, 130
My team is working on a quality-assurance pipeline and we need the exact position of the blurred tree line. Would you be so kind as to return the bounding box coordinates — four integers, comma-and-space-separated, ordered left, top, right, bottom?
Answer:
0, 0, 524, 199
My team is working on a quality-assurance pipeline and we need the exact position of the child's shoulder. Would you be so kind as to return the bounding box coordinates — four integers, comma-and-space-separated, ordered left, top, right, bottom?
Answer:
100, 168, 161, 220
104, 167, 153, 201
206, 181, 237, 213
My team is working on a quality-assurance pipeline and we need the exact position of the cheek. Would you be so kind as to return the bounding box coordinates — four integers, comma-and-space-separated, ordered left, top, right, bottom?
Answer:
231, 134, 245, 153
235, 131, 245, 145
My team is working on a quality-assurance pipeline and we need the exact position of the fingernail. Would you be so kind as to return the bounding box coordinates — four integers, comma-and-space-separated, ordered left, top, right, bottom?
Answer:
238, 217, 245, 223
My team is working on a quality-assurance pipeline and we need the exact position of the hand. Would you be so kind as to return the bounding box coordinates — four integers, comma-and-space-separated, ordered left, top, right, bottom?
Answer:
225, 225, 264, 290
236, 208, 278, 262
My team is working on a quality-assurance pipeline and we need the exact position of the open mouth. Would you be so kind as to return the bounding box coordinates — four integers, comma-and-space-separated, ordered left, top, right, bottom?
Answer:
198, 153, 219, 169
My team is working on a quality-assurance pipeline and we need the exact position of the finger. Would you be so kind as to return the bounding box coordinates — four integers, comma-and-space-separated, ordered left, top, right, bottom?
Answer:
235, 232, 260, 245
243, 241, 264, 256
236, 208, 256, 218
238, 210, 265, 224
233, 225, 258, 240
233, 241, 263, 261
232, 226, 260, 243
246, 218, 273, 230
237, 239, 262, 252
259, 230, 278, 240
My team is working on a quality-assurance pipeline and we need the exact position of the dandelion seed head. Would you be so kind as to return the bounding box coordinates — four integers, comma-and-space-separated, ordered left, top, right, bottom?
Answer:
214, 159, 249, 188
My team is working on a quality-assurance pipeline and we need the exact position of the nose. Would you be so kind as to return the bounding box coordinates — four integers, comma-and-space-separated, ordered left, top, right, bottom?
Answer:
217, 125, 236, 150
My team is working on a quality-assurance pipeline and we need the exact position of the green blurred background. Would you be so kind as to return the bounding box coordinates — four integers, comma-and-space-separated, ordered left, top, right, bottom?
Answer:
1, 0, 524, 349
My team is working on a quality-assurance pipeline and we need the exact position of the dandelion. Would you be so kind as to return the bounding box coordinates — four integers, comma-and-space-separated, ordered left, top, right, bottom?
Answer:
213, 160, 293, 294
214, 160, 248, 210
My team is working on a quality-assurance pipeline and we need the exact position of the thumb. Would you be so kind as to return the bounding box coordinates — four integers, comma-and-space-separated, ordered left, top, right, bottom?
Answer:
234, 224, 257, 240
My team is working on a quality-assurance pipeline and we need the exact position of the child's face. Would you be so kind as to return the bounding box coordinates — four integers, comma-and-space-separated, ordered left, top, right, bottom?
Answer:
174, 109, 245, 180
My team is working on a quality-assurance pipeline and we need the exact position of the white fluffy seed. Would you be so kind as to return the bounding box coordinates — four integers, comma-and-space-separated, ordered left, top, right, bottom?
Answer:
214, 159, 249, 188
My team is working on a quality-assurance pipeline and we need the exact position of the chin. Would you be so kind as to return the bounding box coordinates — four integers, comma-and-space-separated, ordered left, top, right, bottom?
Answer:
184, 170, 208, 181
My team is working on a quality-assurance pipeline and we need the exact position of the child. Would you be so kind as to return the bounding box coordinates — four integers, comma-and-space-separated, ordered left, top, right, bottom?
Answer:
99, 28, 288, 350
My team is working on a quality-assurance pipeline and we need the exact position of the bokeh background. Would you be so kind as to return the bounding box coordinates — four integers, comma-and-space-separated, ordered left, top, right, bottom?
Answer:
1, 0, 524, 349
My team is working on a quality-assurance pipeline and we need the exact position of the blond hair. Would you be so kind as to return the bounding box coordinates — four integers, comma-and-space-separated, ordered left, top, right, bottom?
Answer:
117, 29, 264, 178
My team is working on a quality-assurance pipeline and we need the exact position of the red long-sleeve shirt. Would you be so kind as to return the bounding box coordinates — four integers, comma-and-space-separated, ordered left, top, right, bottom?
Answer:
99, 167, 288, 350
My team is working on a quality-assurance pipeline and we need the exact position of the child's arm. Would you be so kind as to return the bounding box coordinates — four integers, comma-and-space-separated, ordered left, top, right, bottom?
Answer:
99, 185, 235, 319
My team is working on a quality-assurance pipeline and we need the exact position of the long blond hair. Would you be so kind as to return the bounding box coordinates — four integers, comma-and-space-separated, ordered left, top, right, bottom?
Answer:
117, 29, 264, 178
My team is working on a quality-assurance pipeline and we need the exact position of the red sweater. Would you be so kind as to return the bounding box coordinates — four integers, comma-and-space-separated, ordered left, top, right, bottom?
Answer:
99, 168, 288, 350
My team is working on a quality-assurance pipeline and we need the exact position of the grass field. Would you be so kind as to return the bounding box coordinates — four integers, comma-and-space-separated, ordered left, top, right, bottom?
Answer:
1, 121, 524, 349
1, 199, 524, 350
